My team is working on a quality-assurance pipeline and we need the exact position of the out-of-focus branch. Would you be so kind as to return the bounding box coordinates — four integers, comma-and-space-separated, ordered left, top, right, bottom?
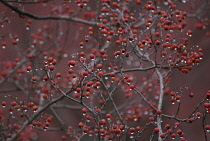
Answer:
0, 49, 36, 86
187, 1, 210, 19
0, 88, 20, 93
4, 0, 52, 4
50, 107, 65, 129
0, 0, 97, 26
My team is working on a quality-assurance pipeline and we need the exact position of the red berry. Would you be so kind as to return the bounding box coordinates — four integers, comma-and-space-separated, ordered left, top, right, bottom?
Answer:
33, 106, 38, 111
154, 128, 159, 133
205, 125, 210, 130
96, 64, 102, 69
81, 108, 87, 114
110, 72, 115, 77
78, 122, 84, 127
61, 136, 66, 140
83, 71, 89, 76
189, 93, 194, 98
31, 77, 37, 82
156, 110, 162, 115
106, 114, 111, 118
68, 60, 76, 67
160, 134, 165, 138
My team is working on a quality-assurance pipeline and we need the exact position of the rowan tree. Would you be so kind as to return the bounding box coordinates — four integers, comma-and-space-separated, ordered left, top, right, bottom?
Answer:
0, 0, 210, 141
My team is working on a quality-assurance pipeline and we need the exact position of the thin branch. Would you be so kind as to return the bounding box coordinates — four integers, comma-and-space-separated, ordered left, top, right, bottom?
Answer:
133, 122, 152, 141
94, 73, 127, 126
132, 87, 157, 110
202, 112, 208, 141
